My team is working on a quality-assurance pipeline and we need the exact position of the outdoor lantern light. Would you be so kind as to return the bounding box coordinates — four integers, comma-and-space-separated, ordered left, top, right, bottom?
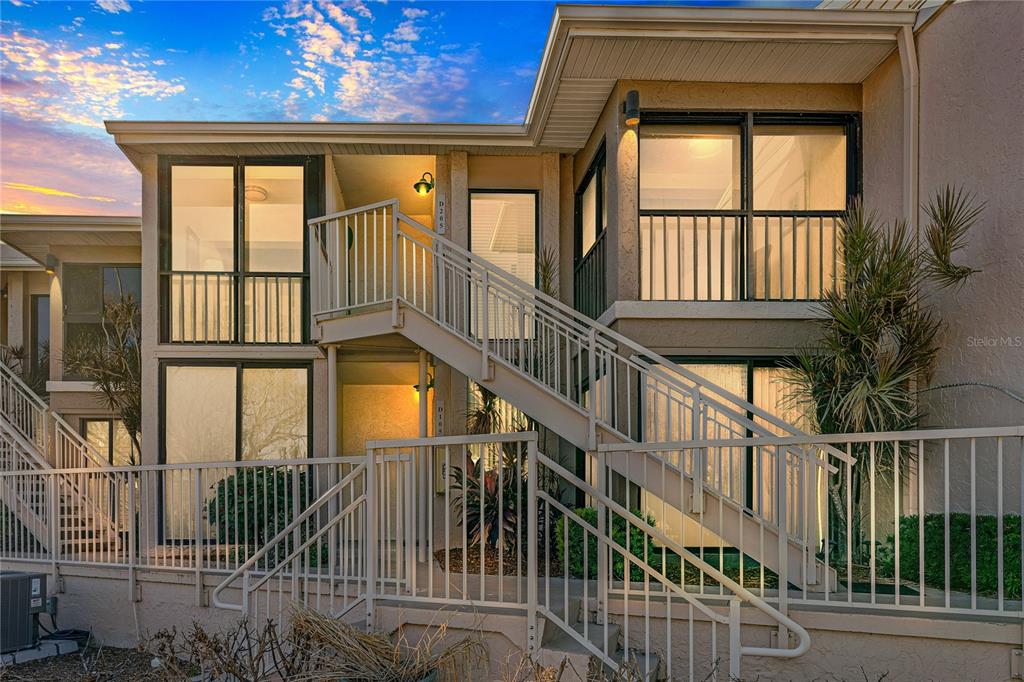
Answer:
45, 254, 60, 275
413, 172, 435, 196
623, 89, 640, 126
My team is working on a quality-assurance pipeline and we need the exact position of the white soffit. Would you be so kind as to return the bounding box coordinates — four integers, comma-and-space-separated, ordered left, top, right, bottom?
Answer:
0, 215, 141, 263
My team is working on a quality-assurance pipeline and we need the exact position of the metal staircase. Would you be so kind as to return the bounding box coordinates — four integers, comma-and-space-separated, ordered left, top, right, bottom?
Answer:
308, 200, 849, 590
0, 361, 122, 556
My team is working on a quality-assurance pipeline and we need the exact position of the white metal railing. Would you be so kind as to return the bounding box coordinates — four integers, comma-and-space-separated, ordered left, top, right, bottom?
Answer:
163, 272, 305, 344
602, 426, 1024, 619
639, 212, 842, 302
1, 360, 112, 470
0, 457, 363, 572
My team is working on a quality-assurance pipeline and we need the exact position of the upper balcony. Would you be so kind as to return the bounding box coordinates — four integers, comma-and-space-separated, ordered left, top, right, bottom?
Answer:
574, 112, 857, 319
158, 159, 321, 345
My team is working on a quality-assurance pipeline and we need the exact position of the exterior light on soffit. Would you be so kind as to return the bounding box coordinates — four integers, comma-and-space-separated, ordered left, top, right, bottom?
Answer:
45, 254, 60, 275
623, 89, 640, 127
413, 172, 435, 196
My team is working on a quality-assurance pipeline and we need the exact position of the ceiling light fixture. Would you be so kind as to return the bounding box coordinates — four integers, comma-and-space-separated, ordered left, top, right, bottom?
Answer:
413, 172, 435, 196
245, 185, 268, 202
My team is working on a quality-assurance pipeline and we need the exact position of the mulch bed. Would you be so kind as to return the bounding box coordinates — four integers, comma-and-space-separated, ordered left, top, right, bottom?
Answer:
1, 645, 163, 682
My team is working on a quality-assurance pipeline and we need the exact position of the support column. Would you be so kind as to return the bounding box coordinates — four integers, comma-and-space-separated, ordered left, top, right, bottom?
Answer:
418, 349, 429, 562
898, 25, 920, 236
6, 272, 24, 349
327, 345, 338, 458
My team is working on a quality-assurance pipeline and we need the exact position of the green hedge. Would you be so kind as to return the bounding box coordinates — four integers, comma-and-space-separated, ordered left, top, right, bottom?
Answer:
553, 507, 656, 582
877, 513, 1021, 599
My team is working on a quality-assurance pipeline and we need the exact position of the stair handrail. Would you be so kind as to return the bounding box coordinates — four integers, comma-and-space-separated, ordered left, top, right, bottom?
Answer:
211, 461, 367, 611
386, 209, 851, 464
0, 360, 49, 452
538, 449, 812, 662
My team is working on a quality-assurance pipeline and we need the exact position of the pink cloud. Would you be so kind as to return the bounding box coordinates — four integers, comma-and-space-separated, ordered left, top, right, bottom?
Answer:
0, 117, 138, 215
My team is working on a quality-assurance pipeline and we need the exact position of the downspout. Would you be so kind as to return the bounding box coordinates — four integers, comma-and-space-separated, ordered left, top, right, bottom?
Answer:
897, 24, 920, 239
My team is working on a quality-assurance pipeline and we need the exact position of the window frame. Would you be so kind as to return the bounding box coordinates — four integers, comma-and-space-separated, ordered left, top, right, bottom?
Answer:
158, 359, 314, 466
573, 142, 607, 264
30, 293, 49, 375
467, 188, 541, 289
80, 416, 139, 466
638, 111, 861, 300
157, 155, 325, 344
61, 263, 141, 380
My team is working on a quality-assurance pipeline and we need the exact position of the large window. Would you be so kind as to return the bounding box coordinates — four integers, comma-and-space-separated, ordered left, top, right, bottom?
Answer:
162, 362, 310, 465
573, 145, 609, 318
30, 294, 49, 375
639, 113, 857, 302
469, 191, 537, 287
62, 264, 140, 380
82, 418, 138, 466
160, 157, 322, 344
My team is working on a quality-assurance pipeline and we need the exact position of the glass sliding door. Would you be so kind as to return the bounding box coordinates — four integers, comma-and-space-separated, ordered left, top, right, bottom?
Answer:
469, 191, 537, 341
240, 367, 308, 460
162, 157, 318, 344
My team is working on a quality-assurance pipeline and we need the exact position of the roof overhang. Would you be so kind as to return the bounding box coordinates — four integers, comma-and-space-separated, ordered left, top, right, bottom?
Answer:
0, 243, 43, 271
105, 4, 919, 162
0, 215, 141, 265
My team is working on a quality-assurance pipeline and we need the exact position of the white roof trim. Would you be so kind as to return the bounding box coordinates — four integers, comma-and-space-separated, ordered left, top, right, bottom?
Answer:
0, 215, 142, 232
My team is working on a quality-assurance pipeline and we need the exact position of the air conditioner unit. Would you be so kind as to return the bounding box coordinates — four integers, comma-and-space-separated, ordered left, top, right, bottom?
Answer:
0, 571, 47, 653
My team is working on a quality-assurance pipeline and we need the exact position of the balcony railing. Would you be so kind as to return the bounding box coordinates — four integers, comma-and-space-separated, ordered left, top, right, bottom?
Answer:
573, 229, 607, 319
640, 212, 843, 302
162, 272, 305, 344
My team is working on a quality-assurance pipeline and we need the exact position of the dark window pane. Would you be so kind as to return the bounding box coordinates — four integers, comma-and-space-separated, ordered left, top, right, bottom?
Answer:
31, 295, 49, 373
62, 264, 103, 319
103, 266, 141, 304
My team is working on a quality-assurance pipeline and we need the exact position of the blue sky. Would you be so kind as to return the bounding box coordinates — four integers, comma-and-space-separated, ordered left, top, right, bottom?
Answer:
0, 0, 815, 214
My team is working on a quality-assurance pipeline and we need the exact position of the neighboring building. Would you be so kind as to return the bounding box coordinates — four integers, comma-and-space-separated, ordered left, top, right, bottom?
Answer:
2, 2, 1022, 680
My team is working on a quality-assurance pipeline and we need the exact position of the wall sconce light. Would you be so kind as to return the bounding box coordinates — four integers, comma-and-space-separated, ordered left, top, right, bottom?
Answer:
45, 254, 60, 275
623, 89, 640, 127
413, 373, 434, 394
413, 172, 435, 196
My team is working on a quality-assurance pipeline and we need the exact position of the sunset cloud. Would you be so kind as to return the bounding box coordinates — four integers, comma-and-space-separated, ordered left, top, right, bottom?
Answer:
2, 182, 118, 203
0, 31, 185, 128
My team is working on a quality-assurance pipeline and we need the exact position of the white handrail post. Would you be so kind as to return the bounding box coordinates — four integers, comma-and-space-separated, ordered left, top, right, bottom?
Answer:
690, 386, 704, 514
596, 448, 607, 623
729, 596, 742, 679
365, 448, 378, 631
526, 438, 538, 656
480, 270, 490, 380
128, 471, 137, 601
48, 473, 58, 578
309, 223, 320, 331
587, 327, 597, 451
291, 467, 301, 602
776, 444, 789, 644
193, 472, 204, 603
391, 209, 400, 327
241, 571, 250, 616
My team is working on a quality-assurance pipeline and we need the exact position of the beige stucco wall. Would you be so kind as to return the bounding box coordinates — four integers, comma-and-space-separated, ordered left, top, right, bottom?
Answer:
914, 1, 1024, 429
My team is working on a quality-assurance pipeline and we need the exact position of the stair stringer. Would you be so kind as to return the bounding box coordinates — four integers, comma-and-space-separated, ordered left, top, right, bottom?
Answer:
318, 303, 819, 586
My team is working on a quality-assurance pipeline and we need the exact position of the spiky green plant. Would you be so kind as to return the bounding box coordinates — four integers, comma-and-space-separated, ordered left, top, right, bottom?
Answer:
784, 186, 983, 563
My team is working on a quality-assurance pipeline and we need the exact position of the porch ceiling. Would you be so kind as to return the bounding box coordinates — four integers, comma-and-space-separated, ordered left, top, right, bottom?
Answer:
105, 5, 918, 165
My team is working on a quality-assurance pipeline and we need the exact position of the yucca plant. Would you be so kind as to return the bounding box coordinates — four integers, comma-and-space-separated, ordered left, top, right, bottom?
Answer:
784, 186, 983, 563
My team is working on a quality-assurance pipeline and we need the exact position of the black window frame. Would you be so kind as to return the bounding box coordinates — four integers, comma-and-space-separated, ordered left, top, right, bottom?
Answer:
157, 155, 325, 344
29, 293, 49, 375
158, 359, 314, 466
61, 263, 141, 380
573, 142, 607, 265
467, 188, 541, 289
80, 416, 139, 466
638, 111, 861, 301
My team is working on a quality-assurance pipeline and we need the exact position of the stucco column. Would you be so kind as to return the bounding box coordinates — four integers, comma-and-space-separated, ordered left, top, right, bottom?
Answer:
559, 155, 574, 306
139, 153, 160, 465
541, 152, 560, 295
615, 97, 640, 305
6, 272, 24, 349
449, 151, 469, 249
327, 345, 337, 458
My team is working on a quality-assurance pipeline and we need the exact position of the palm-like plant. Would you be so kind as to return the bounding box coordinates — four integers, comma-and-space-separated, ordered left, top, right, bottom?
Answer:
784, 186, 983, 562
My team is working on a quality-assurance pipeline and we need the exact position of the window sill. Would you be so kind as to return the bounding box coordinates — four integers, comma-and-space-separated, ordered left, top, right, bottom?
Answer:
47, 381, 99, 393
596, 300, 825, 325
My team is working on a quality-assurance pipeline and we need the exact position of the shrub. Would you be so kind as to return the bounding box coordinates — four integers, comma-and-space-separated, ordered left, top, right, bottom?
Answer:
877, 513, 1021, 599
554, 507, 656, 582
